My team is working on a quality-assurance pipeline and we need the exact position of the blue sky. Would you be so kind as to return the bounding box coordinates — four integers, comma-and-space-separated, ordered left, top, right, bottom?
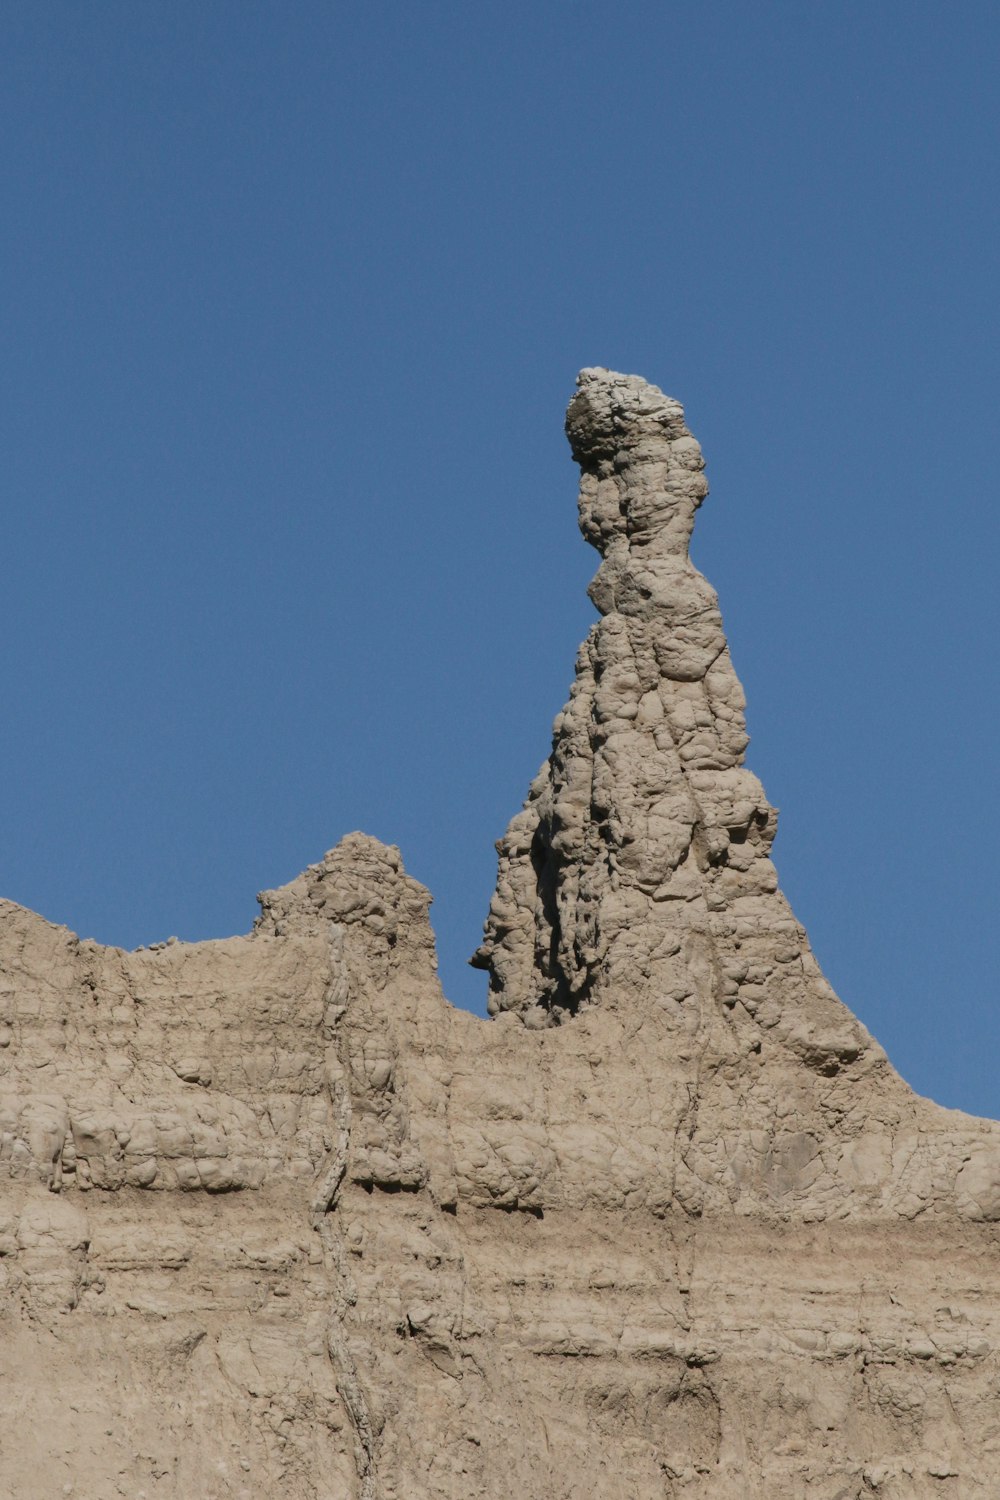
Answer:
2, 3, 998, 1116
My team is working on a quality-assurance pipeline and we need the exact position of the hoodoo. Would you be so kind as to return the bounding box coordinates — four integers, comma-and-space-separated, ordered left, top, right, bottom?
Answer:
1, 372, 999, 1498
477, 368, 822, 1033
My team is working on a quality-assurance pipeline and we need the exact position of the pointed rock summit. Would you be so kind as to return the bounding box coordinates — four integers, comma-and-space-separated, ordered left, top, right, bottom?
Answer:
476, 370, 861, 1074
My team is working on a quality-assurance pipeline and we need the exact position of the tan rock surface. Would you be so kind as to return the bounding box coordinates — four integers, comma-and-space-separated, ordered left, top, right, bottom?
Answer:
2, 369, 998, 1497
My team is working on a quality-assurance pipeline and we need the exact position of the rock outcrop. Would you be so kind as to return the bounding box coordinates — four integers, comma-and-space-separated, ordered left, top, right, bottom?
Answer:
2, 370, 999, 1498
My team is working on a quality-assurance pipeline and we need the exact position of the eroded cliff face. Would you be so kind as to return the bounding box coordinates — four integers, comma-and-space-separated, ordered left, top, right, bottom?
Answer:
2, 371, 999, 1499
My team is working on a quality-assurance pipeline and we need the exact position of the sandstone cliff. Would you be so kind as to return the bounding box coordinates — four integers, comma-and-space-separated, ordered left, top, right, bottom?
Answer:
2, 370, 998, 1498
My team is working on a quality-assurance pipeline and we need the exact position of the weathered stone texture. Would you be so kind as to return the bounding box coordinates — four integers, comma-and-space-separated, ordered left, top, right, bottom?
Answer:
1, 370, 998, 1497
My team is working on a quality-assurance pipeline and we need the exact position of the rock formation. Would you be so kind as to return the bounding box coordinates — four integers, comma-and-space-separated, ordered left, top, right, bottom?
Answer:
2, 370, 999, 1498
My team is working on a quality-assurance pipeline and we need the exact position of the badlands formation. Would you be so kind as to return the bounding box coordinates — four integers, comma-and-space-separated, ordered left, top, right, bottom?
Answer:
2, 369, 1000, 1499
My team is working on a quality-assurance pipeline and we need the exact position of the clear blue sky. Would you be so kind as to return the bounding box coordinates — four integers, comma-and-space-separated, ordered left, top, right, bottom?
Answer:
2, 4, 997, 1116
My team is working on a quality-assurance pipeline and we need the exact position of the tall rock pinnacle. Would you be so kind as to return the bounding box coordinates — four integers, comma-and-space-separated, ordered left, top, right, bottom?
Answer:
474, 369, 863, 1064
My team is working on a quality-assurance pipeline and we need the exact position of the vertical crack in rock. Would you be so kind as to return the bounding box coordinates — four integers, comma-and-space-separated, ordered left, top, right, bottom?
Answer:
312, 922, 380, 1500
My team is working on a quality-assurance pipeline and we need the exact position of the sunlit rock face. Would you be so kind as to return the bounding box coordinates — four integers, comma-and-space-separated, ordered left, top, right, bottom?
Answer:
474, 368, 773, 1024
2, 373, 999, 1500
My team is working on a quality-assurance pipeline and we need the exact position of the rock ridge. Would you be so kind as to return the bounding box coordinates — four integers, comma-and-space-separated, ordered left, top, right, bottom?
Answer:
1, 371, 998, 1498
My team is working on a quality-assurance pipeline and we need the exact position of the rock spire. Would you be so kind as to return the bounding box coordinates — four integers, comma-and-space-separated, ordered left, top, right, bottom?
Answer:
475, 369, 823, 1045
